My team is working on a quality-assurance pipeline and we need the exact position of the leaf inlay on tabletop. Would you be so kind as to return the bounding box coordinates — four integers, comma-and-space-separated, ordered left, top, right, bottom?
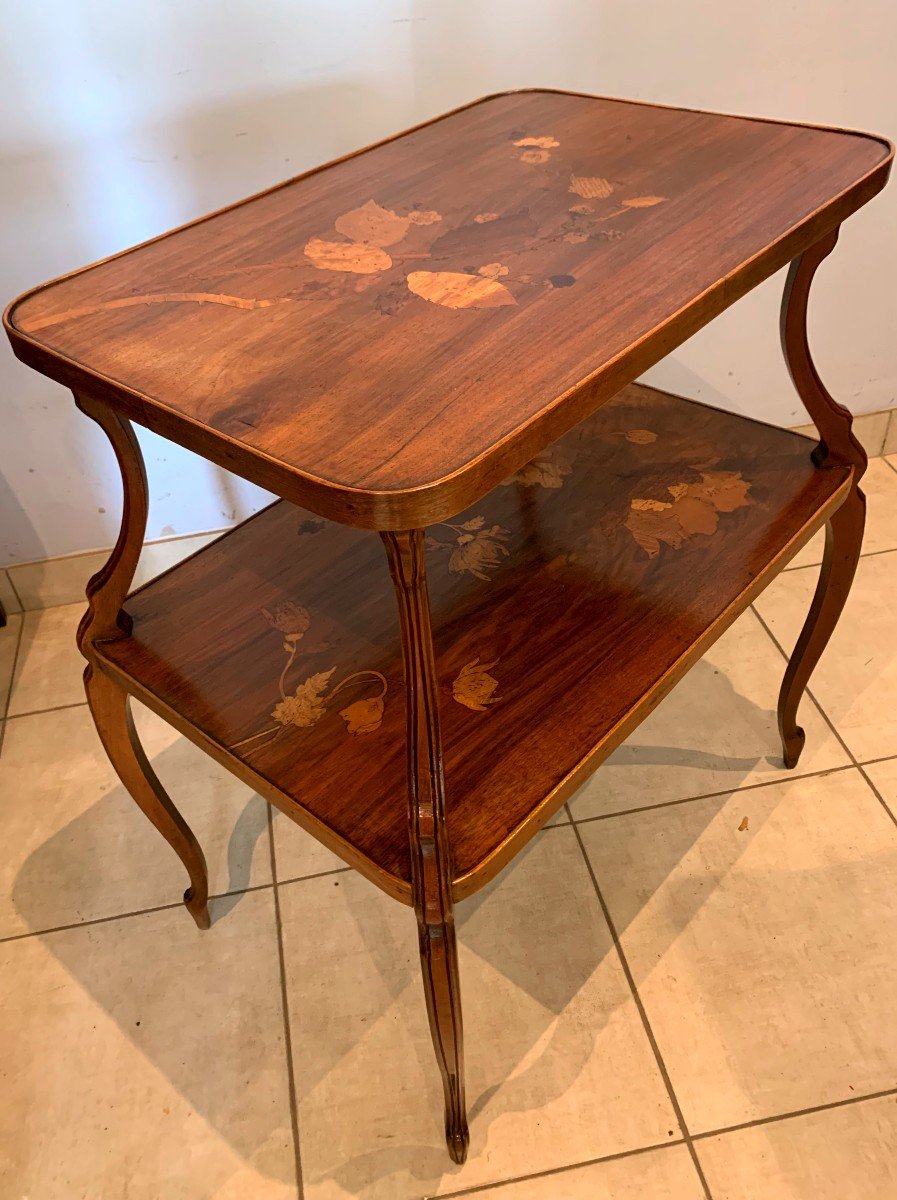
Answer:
512, 136, 560, 148
406, 271, 516, 310
334, 199, 412, 247
569, 176, 614, 199
304, 238, 392, 274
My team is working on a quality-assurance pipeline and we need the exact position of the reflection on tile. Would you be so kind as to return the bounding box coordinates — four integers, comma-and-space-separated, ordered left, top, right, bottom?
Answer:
271, 807, 348, 881
697, 1094, 897, 1198
462, 1143, 704, 1198
582, 771, 897, 1132
0, 890, 296, 1198
7, 530, 223, 611
0, 613, 22, 712
0, 703, 272, 938
569, 609, 847, 820
281, 827, 679, 1199
785, 458, 897, 570
754, 551, 897, 762
7, 602, 84, 715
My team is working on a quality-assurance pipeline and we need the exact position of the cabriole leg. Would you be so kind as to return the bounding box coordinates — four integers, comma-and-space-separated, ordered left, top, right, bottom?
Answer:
85, 664, 210, 928
777, 228, 867, 768
382, 528, 469, 1165
75, 391, 210, 929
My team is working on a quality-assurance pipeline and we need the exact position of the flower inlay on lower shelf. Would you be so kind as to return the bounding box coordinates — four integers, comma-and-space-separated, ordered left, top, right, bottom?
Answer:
502, 444, 575, 489
625, 469, 753, 558
231, 603, 390, 752
427, 515, 511, 580
452, 658, 501, 711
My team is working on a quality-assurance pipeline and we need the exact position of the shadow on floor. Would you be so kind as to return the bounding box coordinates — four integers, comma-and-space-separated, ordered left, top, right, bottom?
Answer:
10, 653, 795, 1194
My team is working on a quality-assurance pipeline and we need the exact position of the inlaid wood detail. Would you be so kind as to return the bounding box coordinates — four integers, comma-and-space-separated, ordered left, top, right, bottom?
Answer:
93, 384, 852, 904
6, 91, 889, 530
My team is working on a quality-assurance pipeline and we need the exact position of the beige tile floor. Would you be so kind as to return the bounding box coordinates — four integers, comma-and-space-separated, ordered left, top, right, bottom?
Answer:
2, 457, 897, 1198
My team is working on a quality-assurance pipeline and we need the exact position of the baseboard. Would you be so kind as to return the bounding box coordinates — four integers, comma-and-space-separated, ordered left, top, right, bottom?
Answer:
0, 529, 225, 616
3, 404, 896, 614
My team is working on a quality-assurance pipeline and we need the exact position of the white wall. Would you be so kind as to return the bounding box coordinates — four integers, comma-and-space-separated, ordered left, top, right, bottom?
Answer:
2, 0, 895, 565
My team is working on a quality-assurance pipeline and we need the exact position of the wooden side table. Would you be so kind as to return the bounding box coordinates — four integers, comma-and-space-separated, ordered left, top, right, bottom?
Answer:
4, 89, 891, 1164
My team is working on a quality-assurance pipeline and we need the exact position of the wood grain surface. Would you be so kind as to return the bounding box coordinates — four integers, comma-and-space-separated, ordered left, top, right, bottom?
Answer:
5, 90, 888, 529
92, 383, 852, 902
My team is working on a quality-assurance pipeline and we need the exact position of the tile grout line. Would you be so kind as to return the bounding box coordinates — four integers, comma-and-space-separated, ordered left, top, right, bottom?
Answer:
566, 803, 715, 1200
267, 807, 305, 1200
0, 613, 25, 759
432, 1136, 688, 1199
690, 1083, 897, 1143
275, 864, 353, 888
749, 604, 897, 831
434, 1081, 897, 1199
856, 750, 897, 770
0, 881, 276, 945
0, 865, 355, 947
4, 568, 25, 611
5, 699, 89, 722
780, 542, 897, 574
569, 762, 855, 827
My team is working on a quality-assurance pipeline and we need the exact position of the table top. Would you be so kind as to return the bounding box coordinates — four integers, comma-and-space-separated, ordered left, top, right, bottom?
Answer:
5, 89, 890, 529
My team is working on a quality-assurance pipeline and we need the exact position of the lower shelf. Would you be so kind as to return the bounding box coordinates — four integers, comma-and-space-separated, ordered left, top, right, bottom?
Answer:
97, 383, 851, 902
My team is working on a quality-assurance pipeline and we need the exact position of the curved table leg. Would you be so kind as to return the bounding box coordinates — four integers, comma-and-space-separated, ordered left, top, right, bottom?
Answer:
777, 228, 867, 768
85, 664, 211, 928
382, 529, 469, 1165
75, 392, 210, 929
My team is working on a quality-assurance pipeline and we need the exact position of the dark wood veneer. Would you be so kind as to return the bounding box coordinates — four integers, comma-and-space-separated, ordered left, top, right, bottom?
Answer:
5, 89, 890, 529
93, 384, 850, 901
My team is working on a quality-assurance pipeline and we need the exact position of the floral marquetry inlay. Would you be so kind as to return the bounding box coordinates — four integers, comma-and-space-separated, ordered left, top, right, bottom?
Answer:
406, 271, 517, 310
427, 516, 511, 581
569, 175, 614, 200
502, 444, 575, 489
26, 125, 672, 332
452, 659, 501, 711
625, 469, 753, 558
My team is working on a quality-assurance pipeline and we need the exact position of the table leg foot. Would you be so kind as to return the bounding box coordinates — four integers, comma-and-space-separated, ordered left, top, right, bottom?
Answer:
777, 488, 865, 769
85, 663, 211, 930
418, 917, 469, 1164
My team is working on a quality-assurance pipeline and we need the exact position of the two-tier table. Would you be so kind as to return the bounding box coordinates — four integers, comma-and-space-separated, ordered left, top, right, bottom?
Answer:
4, 89, 892, 1164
